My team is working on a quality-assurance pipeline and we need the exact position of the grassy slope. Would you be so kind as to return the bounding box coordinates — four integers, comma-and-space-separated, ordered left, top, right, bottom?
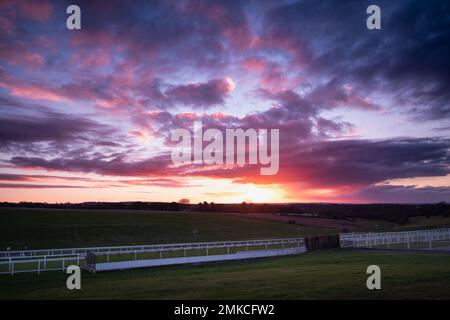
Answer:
1, 250, 449, 299
0, 208, 336, 249
1, 209, 450, 299
396, 216, 450, 231
1, 208, 449, 250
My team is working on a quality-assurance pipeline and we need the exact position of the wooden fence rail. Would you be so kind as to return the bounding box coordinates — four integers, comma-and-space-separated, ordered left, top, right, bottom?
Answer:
340, 228, 450, 249
0, 237, 304, 275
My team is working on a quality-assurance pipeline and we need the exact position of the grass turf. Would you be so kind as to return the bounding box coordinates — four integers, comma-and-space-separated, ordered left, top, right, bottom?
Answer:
0, 250, 449, 299
396, 216, 450, 231
1, 209, 450, 299
0, 208, 335, 250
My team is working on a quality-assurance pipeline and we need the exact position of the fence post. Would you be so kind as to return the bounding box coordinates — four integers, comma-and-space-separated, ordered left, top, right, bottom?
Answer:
407, 237, 410, 250
44, 256, 47, 269
38, 260, 41, 274
62, 258, 65, 271
77, 254, 80, 265
11, 261, 14, 276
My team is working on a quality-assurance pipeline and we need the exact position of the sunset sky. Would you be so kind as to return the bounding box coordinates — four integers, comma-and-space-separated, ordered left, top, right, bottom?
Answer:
0, 0, 449, 203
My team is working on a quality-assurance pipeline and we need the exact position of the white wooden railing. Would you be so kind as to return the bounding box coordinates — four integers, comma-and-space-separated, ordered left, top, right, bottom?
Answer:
340, 228, 450, 249
0, 255, 84, 275
96, 247, 306, 272
0, 237, 304, 259
0, 238, 304, 275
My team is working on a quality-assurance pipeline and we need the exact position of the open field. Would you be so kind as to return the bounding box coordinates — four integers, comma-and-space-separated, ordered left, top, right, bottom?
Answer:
0, 208, 335, 250
396, 216, 450, 231
1, 209, 450, 299
1, 250, 449, 299
226, 213, 450, 232
2, 208, 450, 251
225, 213, 398, 231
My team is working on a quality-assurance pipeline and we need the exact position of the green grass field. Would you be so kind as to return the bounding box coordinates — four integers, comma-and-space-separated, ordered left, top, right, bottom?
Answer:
1, 208, 449, 300
396, 216, 450, 231
0, 208, 335, 250
1, 250, 449, 299
2, 208, 449, 251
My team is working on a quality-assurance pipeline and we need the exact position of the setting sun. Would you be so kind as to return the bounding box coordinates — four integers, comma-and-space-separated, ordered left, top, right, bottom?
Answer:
237, 184, 282, 203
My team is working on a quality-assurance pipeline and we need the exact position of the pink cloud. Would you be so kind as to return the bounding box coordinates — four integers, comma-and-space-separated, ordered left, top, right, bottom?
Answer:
3, 83, 65, 102
0, 0, 53, 22
0, 43, 46, 69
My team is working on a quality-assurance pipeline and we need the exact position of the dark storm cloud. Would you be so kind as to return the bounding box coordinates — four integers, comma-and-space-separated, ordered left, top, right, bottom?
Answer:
286, 138, 450, 187
0, 173, 99, 182
9, 134, 449, 193
165, 79, 234, 108
355, 185, 450, 203
0, 113, 112, 144
2, 0, 448, 117
262, 0, 450, 119
172, 137, 450, 190
0, 183, 87, 189
9, 154, 173, 177
0, 101, 127, 158
60, 0, 248, 69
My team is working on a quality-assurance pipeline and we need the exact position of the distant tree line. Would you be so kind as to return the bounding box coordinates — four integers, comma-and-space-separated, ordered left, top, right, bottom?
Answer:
0, 201, 449, 224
